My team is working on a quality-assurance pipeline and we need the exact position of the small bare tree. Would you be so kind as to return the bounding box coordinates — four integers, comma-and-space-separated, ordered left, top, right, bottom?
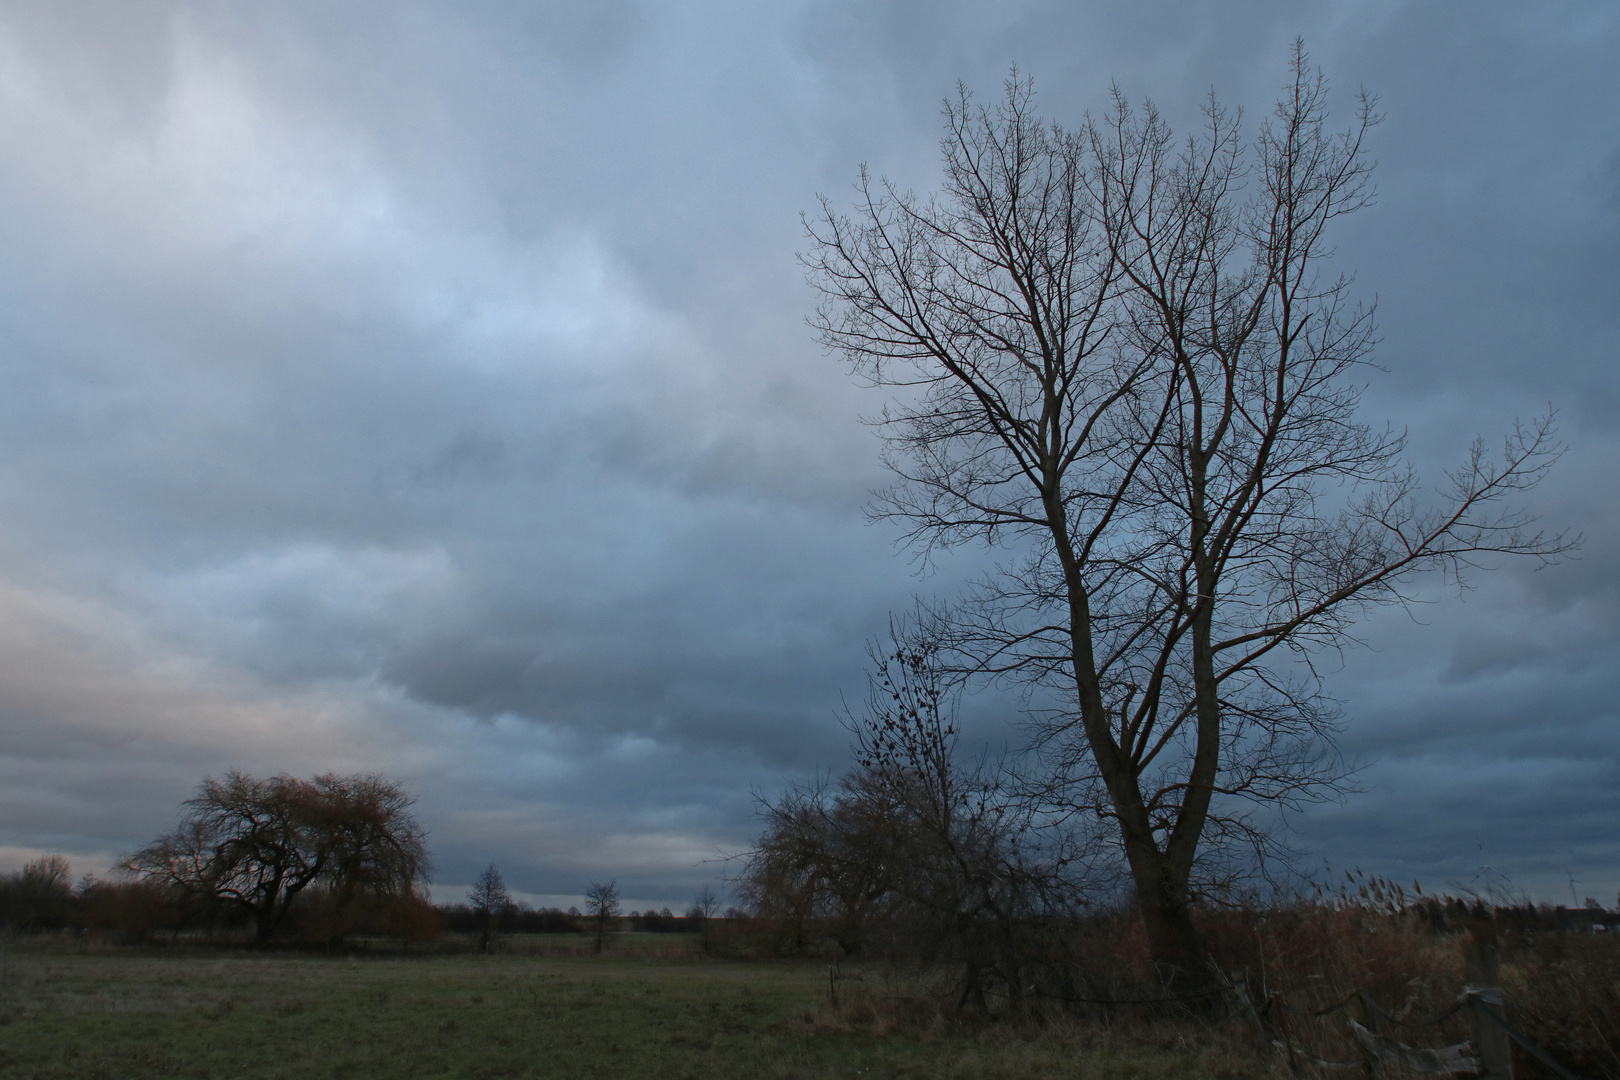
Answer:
805, 48, 1570, 984
686, 883, 720, 922
584, 879, 620, 955
746, 623, 1094, 1011
468, 863, 511, 954
842, 630, 1081, 1012
743, 771, 906, 956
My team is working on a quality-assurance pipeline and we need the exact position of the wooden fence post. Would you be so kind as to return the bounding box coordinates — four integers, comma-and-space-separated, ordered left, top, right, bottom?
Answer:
1355, 989, 1383, 1078
1229, 971, 1271, 1047
1465, 936, 1513, 1080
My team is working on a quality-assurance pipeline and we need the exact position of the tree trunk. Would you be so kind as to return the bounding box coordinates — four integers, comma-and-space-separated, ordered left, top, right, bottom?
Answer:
1108, 770, 1209, 990
1125, 850, 1206, 987
1052, 496, 1212, 991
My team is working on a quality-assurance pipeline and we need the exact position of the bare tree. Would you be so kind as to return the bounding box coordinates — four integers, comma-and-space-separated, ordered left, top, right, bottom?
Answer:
746, 623, 1097, 1010
128, 772, 325, 942
127, 771, 429, 944
842, 630, 1079, 1011
686, 883, 720, 922
310, 773, 430, 943
744, 769, 907, 956
584, 879, 620, 955
805, 50, 1570, 984
468, 862, 511, 954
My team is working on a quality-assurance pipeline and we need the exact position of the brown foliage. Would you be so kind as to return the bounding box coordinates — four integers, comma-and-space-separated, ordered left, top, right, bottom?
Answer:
75, 878, 191, 940
1503, 932, 1620, 1078
1192, 880, 1620, 1079
0, 855, 75, 931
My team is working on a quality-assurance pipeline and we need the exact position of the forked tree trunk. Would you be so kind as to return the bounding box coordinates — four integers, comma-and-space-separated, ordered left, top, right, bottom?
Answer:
1056, 501, 1215, 992
1110, 771, 1211, 992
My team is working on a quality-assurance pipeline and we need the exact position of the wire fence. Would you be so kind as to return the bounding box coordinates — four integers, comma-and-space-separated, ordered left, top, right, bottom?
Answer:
1229, 961, 1588, 1080
818, 936, 1594, 1078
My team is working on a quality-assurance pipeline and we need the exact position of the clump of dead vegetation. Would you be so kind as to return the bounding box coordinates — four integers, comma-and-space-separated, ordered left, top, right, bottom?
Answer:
771, 870, 1620, 1079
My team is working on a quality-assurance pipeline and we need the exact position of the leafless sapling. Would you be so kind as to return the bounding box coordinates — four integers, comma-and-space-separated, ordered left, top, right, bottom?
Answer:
468, 862, 511, 954
584, 878, 620, 955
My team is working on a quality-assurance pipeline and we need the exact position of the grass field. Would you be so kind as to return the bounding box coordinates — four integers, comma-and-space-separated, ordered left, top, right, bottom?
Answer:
0, 943, 1261, 1079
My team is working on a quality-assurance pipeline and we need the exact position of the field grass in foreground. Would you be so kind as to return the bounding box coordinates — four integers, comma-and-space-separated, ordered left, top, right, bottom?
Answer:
0, 948, 1261, 1079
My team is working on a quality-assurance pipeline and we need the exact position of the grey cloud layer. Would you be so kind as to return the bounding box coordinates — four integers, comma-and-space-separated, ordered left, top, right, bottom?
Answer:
0, 0, 1613, 907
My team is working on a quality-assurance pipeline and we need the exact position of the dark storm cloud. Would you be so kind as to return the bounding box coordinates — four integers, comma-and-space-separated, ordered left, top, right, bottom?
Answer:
0, 0, 1613, 907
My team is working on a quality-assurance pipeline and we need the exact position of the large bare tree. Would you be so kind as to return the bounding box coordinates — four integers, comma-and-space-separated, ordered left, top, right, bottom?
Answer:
128, 771, 429, 943
805, 50, 1569, 983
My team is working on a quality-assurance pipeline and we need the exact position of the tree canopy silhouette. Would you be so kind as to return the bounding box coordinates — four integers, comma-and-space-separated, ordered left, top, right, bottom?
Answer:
128, 771, 429, 943
805, 48, 1570, 982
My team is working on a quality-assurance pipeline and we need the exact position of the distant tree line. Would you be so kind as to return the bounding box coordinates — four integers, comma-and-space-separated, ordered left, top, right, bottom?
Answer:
0, 855, 738, 946
0, 772, 438, 946
440, 872, 729, 949
1, 770, 735, 950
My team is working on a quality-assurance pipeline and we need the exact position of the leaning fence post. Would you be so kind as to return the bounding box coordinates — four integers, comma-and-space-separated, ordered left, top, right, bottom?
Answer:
1355, 990, 1383, 1078
1465, 936, 1513, 1080
1228, 970, 1271, 1047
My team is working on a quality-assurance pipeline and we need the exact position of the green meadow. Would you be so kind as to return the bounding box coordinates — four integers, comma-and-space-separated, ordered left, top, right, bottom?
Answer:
0, 944, 1255, 1080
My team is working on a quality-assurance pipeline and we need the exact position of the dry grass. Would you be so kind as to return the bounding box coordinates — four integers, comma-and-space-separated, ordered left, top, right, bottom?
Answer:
803, 971, 1262, 1080
1503, 932, 1620, 1078
1197, 901, 1620, 1080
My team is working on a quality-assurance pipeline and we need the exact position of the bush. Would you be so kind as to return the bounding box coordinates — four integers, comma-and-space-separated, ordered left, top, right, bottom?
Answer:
76, 878, 193, 941
0, 856, 74, 932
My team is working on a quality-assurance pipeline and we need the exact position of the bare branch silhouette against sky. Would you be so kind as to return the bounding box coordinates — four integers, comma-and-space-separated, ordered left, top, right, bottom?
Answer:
0, 1, 1613, 909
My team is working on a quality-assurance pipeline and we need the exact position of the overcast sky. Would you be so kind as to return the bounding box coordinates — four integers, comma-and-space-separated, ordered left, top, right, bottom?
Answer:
0, 0, 1614, 913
